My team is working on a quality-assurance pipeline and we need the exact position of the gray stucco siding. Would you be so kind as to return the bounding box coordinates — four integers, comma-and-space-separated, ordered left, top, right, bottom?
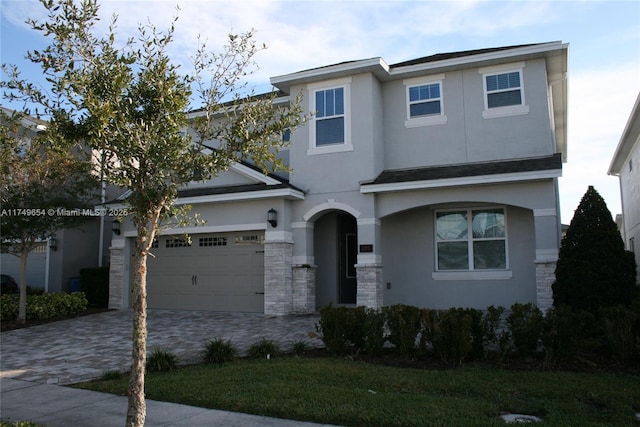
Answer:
381, 204, 536, 309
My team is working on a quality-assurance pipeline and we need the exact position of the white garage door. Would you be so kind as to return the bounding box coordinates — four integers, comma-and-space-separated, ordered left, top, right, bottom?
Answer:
146, 232, 264, 312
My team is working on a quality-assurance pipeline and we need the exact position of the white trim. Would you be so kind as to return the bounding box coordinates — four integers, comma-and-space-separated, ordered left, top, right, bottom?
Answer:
303, 199, 361, 222
482, 105, 529, 119
272, 59, 383, 87
265, 230, 293, 243
535, 248, 559, 262
534, 208, 557, 217
291, 221, 314, 229
176, 188, 305, 205
432, 270, 513, 280
356, 254, 383, 265
122, 223, 266, 238
231, 163, 281, 185
308, 78, 353, 155
357, 218, 381, 226
478, 61, 526, 75
403, 74, 447, 128
360, 169, 562, 194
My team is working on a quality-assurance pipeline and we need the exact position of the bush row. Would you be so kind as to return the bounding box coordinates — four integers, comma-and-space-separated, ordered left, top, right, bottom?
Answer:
315, 302, 640, 367
0, 292, 88, 322
141, 338, 306, 374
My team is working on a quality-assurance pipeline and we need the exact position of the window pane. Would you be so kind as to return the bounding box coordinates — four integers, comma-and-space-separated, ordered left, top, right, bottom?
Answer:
486, 75, 498, 91
334, 87, 344, 115
488, 90, 522, 108
473, 240, 506, 269
429, 83, 440, 98
409, 87, 420, 102
410, 101, 441, 117
325, 89, 334, 116
316, 91, 325, 117
316, 117, 345, 145
438, 241, 469, 270
508, 72, 520, 88
436, 211, 468, 240
472, 209, 505, 238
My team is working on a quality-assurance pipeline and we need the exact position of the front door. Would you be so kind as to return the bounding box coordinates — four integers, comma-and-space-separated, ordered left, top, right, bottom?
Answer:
338, 213, 357, 304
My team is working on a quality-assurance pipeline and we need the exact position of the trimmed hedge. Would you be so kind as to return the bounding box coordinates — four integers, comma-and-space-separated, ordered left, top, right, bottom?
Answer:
0, 292, 88, 321
315, 301, 640, 366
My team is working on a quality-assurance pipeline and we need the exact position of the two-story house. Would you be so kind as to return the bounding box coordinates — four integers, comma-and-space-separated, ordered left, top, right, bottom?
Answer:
609, 93, 640, 283
108, 41, 569, 315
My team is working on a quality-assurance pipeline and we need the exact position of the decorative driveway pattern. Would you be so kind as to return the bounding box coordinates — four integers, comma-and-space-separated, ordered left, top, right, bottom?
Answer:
0, 310, 321, 385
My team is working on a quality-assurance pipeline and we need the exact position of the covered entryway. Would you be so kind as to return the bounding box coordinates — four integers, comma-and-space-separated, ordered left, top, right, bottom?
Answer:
145, 231, 265, 312
314, 212, 357, 307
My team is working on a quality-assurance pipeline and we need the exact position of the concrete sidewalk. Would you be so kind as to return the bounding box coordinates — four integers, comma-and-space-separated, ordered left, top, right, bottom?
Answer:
1, 378, 339, 427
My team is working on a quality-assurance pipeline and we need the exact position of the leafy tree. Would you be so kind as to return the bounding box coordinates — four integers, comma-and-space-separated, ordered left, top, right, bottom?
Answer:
553, 186, 637, 311
2, 1, 305, 425
0, 108, 97, 323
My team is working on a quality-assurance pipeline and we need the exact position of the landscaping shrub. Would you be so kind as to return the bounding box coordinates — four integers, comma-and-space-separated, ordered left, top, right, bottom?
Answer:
428, 308, 473, 367
202, 338, 238, 364
599, 305, 639, 363
291, 341, 307, 355
315, 304, 351, 355
541, 305, 583, 368
507, 303, 543, 358
360, 307, 386, 355
248, 338, 280, 359
79, 267, 110, 307
463, 308, 484, 359
146, 348, 178, 372
553, 186, 637, 311
481, 305, 509, 359
0, 292, 88, 321
383, 304, 422, 354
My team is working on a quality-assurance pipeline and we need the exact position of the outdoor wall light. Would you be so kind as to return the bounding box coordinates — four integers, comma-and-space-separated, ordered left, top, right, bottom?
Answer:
112, 219, 121, 235
267, 208, 278, 228
49, 237, 57, 251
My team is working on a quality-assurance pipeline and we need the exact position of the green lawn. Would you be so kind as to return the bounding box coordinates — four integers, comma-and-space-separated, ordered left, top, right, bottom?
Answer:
76, 357, 639, 426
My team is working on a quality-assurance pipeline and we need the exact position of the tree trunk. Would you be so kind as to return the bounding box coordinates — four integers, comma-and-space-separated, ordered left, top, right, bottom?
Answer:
126, 235, 149, 427
126, 207, 162, 427
17, 250, 28, 324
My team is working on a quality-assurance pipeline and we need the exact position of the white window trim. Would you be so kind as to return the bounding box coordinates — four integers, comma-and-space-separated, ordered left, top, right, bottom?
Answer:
308, 77, 353, 155
433, 206, 510, 274
479, 62, 529, 119
403, 74, 447, 128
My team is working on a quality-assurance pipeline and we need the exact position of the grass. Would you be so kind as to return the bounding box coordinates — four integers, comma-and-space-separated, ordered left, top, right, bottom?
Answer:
75, 356, 640, 426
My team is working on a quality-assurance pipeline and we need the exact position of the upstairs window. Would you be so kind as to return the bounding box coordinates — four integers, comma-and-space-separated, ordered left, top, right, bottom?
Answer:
315, 87, 345, 146
479, 62, 529, 119
485, 71, 522, 108
308, 77, 352, 155
409, 83, 441, 117
404, 74, 447, 128
435, 208, 507, 271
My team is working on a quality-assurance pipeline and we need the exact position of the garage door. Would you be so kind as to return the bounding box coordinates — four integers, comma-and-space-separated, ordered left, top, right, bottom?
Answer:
146, 232, 264, 312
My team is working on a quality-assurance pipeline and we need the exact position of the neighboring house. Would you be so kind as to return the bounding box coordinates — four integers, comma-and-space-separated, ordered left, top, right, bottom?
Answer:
108, 41, 569, 315
608, 93, 640, 282
0, 107, 114, 292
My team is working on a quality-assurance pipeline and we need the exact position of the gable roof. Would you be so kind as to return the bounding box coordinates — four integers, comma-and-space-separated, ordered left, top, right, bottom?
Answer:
361, 154, 562, 194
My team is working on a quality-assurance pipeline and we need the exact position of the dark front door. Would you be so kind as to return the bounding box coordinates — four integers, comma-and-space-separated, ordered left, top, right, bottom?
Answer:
338, 213, 357, 304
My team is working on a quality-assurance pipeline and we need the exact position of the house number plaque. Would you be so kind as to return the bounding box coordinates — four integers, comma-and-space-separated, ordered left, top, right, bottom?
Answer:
359, 244, 373, 253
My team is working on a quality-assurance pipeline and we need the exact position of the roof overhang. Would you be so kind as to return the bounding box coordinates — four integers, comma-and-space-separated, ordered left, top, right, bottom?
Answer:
608, 93, 640, 175
361, 169, 562, 194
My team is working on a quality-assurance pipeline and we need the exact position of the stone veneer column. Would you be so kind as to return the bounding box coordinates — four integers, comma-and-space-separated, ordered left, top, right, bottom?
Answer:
264, 240, 293, 316
535, 260, 556, 312
108, 239, 125, 309
292, 265, 316, 313
356, 264, 384, 309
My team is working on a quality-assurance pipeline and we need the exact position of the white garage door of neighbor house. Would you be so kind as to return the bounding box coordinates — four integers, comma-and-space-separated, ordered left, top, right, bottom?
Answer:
146, 232, 265, 313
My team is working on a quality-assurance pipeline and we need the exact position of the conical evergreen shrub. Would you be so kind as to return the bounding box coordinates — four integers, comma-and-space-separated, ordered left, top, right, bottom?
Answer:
552, 186, 636, 310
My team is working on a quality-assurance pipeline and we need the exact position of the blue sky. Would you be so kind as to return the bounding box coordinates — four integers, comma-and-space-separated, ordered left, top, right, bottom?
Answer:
2, 0, 639, 223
